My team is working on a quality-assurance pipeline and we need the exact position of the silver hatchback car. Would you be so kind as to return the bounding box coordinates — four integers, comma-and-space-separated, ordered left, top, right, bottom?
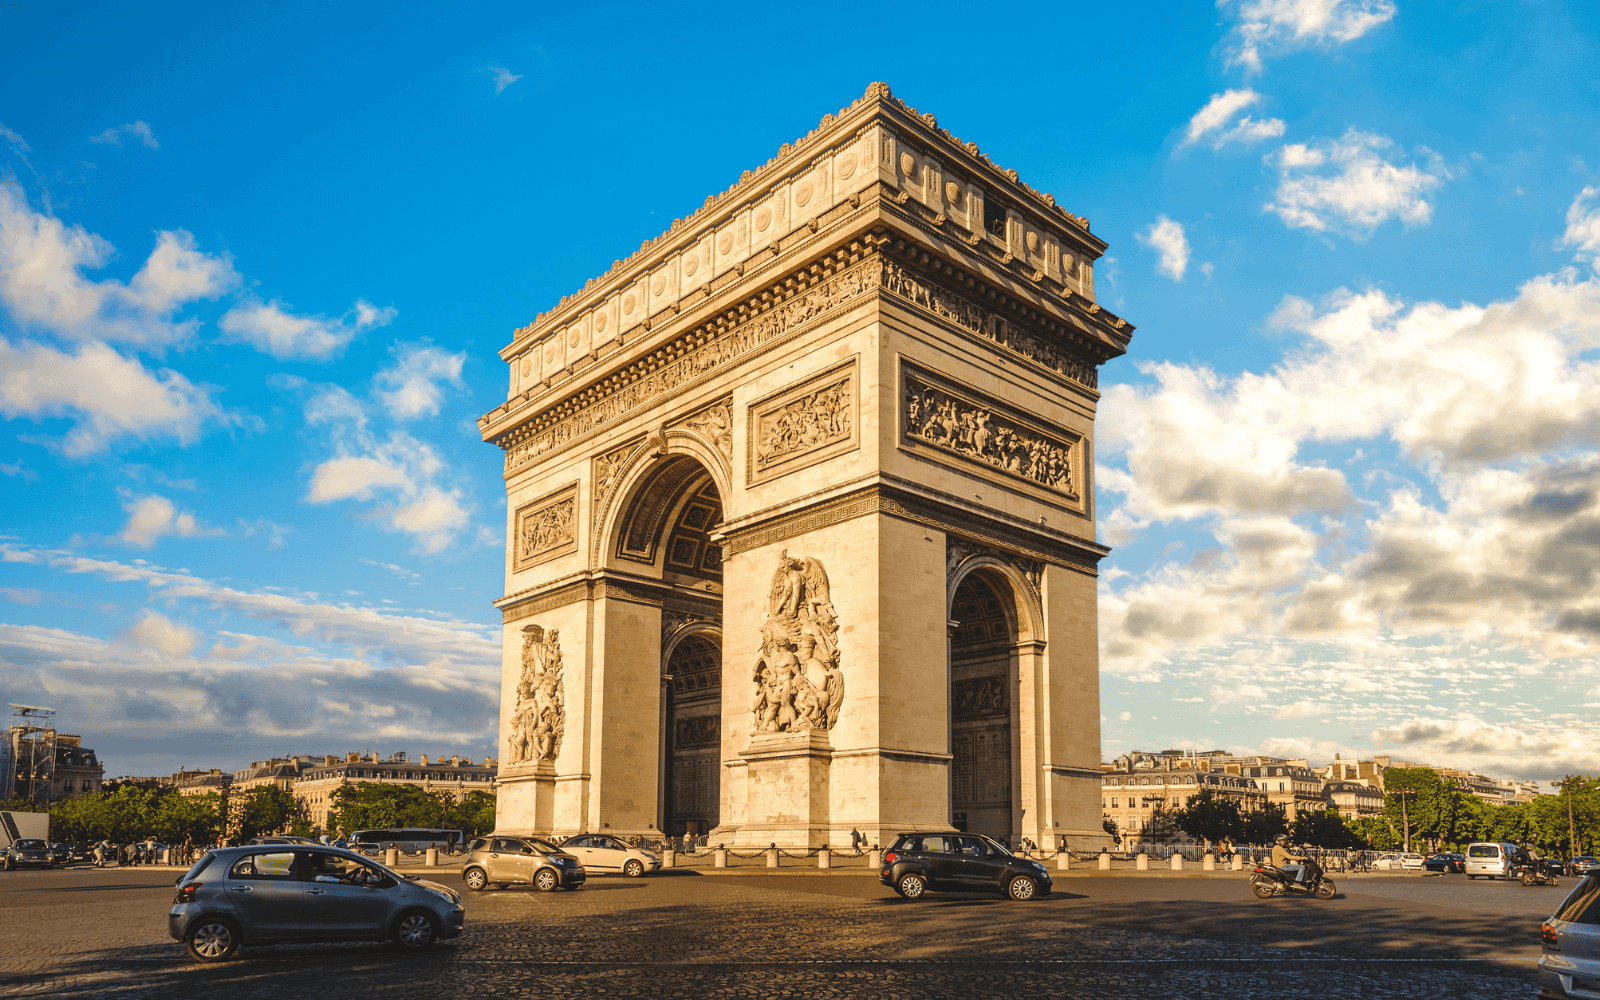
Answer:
168, 845, 464, 962
1541, 875, 1600, 999
460, 835, 585, 892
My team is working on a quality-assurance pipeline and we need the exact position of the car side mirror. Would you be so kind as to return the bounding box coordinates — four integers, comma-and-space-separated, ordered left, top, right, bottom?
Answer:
174, 876, 184, 885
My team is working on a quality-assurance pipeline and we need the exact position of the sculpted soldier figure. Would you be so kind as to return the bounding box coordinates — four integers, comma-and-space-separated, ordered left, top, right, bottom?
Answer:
750, 552, 844, 734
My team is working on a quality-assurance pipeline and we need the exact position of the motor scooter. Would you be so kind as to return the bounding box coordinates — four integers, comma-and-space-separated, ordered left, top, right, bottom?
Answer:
1516, 856, 1560, 887
1250, 856, 1337, 900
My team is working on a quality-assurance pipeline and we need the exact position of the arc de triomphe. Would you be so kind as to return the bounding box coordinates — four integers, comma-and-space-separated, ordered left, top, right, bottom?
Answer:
478, 83, 1131, 849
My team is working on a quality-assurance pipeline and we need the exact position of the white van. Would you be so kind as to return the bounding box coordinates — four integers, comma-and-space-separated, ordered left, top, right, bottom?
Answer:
1464, 841, 1518, 879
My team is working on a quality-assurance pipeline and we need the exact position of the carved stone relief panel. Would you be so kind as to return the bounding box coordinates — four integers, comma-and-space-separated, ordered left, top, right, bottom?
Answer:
672, 397, 734, 471
952, 676, 1006, 718
507, 623, 565, 763
513, 482, 579, 571
747, 357, 859, 485
750, 552, 843, 736
902, 361, 1084, 510
674, 716, 720, 747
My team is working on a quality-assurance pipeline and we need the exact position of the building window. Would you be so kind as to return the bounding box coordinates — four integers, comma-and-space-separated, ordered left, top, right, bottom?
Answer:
984, 199, 1007, 239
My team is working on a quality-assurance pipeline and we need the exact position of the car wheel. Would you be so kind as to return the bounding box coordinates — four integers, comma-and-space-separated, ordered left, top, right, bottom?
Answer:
896, 873, 927, 899
1008, 876, 1037, 901
394, 911, 437, 951
535, 868, 559, 892
1251, 879, 1275, 898
186, 918, 239, 963
624, 860, 644, 878
1315, 880, 1337, 900
463, 867, 487, 891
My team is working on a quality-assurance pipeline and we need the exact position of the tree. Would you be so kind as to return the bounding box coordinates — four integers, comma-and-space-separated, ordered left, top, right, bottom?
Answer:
237, 786, 308, 841
1242, 802, 1289, 846
1102, 816, 1121, 846
1291, 807, 1365, 849
152, 792, 224, 845
1172, 789, 1243, 846
444, 791, 496, 838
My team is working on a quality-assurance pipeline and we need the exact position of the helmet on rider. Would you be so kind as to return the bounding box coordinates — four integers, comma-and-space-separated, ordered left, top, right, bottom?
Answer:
1274, 834, 1289, 845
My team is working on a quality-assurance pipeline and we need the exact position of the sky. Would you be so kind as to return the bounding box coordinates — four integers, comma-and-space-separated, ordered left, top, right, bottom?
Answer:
2, 1, 1599, 784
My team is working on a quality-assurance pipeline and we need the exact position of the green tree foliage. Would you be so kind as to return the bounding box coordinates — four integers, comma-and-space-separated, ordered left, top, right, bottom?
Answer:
327, 784, 496, 839
1172, 789, 1244, 846
1242, 801, 1289, 846
1291, 807, 1365, 849
237, 785, 309, 841
152, 793, 225, 845
45, 785, 224, 843
1102, 816, 1121, 845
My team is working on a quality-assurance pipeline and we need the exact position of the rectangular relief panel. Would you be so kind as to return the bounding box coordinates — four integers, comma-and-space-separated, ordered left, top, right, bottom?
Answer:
513, 482, 579, 571
899, 359, 1084, 512
746, 356, 859, 485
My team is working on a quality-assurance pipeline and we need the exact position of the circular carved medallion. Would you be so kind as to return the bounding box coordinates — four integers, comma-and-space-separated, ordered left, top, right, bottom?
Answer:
568, 329, 580, 348
754, 207, 771, 231
795, 181, 812, 207
718, 231, 733, 255
900, 152, 917, 180
623, 294, 635, 314
594, 312, 607, 332
1026, 231, 1039, 253
520, 358, 531, 377
945, 180, 960, 205
837, 153, 856, 179
683, 255, 699, 277
652, 278, 665, 296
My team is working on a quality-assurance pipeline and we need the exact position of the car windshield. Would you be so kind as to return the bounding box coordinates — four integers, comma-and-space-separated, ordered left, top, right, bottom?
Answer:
1555, 876, 1600, 925
14, 840, 44, 849
981, 837, 1013, 857
527, 838, 562, 854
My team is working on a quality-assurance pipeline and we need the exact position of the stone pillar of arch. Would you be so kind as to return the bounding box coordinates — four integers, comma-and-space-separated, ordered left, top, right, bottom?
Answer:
479, 82, 1130, 849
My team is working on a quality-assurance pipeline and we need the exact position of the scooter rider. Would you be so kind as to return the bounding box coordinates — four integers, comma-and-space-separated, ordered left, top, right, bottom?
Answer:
1272, 834, 1309, 885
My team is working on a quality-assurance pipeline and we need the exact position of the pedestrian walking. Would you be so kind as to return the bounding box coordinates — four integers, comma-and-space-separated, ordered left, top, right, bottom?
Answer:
92, 842, 105, 867
850, 828, 863, 852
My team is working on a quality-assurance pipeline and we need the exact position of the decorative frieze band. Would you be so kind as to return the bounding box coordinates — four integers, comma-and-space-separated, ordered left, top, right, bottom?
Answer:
500, 574, 719, 626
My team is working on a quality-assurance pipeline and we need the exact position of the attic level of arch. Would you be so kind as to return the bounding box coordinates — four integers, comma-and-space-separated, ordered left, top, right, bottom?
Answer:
483, 232, 1130, 478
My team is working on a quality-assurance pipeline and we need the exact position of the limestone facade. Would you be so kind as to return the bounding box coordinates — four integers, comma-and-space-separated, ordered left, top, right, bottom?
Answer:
480, 83, 1132, 849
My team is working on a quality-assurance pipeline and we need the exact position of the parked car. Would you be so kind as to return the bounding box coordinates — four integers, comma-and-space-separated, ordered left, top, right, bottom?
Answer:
1424, 852, 1465, 874
168, 845, 463, 962
879, 833, 1051, 901
1568, 857, 1600, 877
1538, 875, 1600, 999
460, 836, 585, 892
560, 835, 661, 877
246, 836, 321, 846
1465, 841, 1520, 879
1, 839, 56, 870
1399, 853, 1426, 870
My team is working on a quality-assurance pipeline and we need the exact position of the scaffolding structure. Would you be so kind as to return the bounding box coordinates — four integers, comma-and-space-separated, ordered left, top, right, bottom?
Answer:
6, 705, 58, 806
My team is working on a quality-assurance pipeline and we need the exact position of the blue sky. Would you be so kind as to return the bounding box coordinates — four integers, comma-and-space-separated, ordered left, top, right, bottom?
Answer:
3, 1, 1599, 783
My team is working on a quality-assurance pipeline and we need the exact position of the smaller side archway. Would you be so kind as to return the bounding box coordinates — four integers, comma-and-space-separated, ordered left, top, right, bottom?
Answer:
661, 624, 722, 838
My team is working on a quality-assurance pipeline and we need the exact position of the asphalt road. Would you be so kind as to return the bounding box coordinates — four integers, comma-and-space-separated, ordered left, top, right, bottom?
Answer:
0, 866, 1561, 998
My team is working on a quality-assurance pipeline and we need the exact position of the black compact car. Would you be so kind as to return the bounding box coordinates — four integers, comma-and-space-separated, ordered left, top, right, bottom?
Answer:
2, 839, 57, 870
880, 833, 1051, 901
1423, 852, 1465, 873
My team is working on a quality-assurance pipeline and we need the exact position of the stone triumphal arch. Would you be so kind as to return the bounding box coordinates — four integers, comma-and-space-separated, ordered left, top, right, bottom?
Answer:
479, 83, 1132, 849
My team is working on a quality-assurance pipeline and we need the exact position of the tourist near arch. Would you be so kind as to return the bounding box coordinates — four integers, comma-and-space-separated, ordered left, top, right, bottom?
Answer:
479, 83, 1132, 850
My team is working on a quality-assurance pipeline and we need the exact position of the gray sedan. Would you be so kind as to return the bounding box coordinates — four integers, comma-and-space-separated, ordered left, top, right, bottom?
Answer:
168, 846, 464, 961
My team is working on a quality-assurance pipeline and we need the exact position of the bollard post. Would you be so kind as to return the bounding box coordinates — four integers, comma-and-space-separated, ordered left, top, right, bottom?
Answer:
1098, 851, 1111, 870
662, 849, 675, 869
818, 849, 830, 869
714, 848, 728, 868
425, 848, 439, 867
1057, 851, 1071, 871
1231, 854, 1243, 871
766, 844, 779, 868
1136, 852, 1149, 871
868, 849, 881, 869
1170, 853, 1184, 871
1203, 853, 1215, 871
384, 848, 398, 868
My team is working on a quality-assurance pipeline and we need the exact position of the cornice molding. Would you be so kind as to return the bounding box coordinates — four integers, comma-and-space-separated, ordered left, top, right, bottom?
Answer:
497, 571, 720, 626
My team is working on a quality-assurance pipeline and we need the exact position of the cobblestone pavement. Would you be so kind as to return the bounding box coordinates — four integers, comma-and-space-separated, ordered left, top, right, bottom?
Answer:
0, 867, 1548, 998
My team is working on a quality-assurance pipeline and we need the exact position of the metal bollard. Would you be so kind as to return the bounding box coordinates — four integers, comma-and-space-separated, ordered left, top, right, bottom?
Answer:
868, 849, 881, 869
714, 848, 727, 868
766, 845, 779, 868
662, 849, 675, 869
1203, 853, 1215, 871
384, 848, 398, 868
1098, 851, 1111, 870
1231, 854, 1243, 871
425, 848, 438, 867
1136, 853, 1149, 871
1170, 853, 1184, 871
818, 849, 830, 869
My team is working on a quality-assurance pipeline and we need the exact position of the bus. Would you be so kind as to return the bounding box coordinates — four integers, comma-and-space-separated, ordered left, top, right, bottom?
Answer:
348, 828, 465, 855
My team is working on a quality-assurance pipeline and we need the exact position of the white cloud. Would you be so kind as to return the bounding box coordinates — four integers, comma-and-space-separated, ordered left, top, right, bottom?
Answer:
0, 338, 227, 455
1179, 90, 1286, 152
237, 518, 292, 550
118, 492, 223, 548
484, 66, 522, 94
374, 343, 465, 420
1137, 216, 1191, 281
0, 180, 238, 347
1222, 0, 1397, 74
218, 297, 395, 360
125, 610, 196, 657
1371, 716, 1600, 779
89, 121, 159, 149
1273, 700, 1322, 718
1557, 186, 1600, 262
308, 455, 411, 502
1264, 129, 1448, 237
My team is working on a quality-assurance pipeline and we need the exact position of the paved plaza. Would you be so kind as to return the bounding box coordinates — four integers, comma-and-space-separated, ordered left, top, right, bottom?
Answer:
0, 866, 1551, 998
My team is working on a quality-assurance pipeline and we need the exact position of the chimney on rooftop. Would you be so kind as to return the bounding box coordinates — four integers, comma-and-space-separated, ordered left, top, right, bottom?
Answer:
420, 754, 429, 765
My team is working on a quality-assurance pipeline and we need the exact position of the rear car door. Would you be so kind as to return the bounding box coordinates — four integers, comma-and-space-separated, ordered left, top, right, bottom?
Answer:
224, 852, 306, 938
298, 852, 392, 938
915, 836, 959, 884
563, 836, 597, 869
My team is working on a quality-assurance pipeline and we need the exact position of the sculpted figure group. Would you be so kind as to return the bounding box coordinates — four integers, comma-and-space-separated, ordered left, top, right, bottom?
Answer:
750, 551, 844, 734
754, 379, 853, 470
508, 624, 565, 762
906, 380, 1074, 495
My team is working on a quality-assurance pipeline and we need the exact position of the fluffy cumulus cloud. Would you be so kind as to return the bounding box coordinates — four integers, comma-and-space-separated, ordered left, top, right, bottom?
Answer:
301, 385, 470, 553
374, 343, 466, 420
1264, 129, 1449, 237
0, 542, 499, 757
90, 121, 159, 148
1097, 265, 1600, 778
118, 492, 223, 548
1221, 0, 1397, 74
219, 297, 395, 360
1136, 217, 1191, 281
1178, 89, 1286, 151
